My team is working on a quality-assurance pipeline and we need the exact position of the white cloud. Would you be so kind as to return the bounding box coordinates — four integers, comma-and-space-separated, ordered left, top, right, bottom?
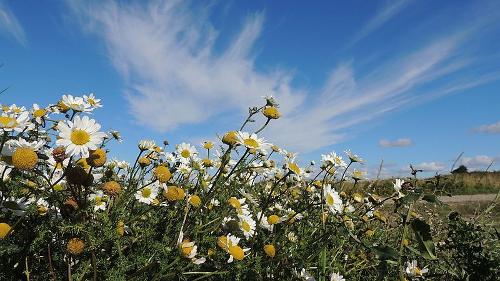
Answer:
379, 138, 412, 147
460, 155, 498, 170
0, 1, 26, 45
473, 121, 500, 134
67, 0, 500, 153
348, 0, 412, 46
67, 0, 304, 133
413, 162, 445, 172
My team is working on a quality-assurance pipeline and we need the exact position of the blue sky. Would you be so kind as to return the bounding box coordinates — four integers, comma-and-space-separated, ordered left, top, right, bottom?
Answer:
1, 0, 499, 177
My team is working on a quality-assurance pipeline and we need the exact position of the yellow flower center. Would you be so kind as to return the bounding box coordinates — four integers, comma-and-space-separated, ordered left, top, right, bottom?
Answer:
0, 223, 12, 239
243, 138, 259, 148
181, 149, 190, 158
88, 99, 96, 106
154, 166, 171, 183
181, 243, 194, 257
88, 148, 107, 167
267, 215, 280, 225
228, 197, 241, 209
326, 194, 335, 206
142, 188, 152, 198
241, 221, 251, 232
71, 129, 90, 145
67, 238, 85, 255
263, 244, 276, 258
217, 235, 229, 250
288, 162, 301, 175
12, 147, 38, 170
222, 131, 238, 146
188, 195, 201, 207
0, 116, 17, 128
228, 245, 245, 261
263, 106, 281, 119
33, 109, 46, 118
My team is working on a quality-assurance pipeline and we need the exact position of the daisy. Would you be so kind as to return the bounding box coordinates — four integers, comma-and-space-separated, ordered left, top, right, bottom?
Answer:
236, 131, 270, 151
0, 111, 31, 132
282, 208, 304, 223
352, 169, 364, 181
227, 197, 250, 216
238, 214, 256, 239
393, 179, 405, 198
176, 142, 197, 162
36, 198, 50, 215
4, 138, 45, 155
345, 150, 363, 163
135, 183, 159, 205
56, 115, 107, 158
88, 191, 107, 211
83, 93, 102, 108
330, 272, 345, 281
299, 268, 316, 281
405, 260, 428, 279
138, 139, 156, 151
324, 184, 343, 214
5, 139, 45, 170
218, 233, 250, 263
61, 95, 91, 112
0, 163, 12, 182
180, 239, 206, 265
258, 212, 274, 231
31, 104, 48, 125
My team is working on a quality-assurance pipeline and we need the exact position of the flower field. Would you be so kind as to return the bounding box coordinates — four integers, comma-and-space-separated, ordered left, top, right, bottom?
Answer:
0, 94, 498, 280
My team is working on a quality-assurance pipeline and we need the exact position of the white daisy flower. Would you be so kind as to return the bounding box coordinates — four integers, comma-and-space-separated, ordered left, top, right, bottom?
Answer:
0, 111, 31, 132
258, 212, 274, 231
330, 272, 345, 281
405, 260, 429, 279
31, 104, 48, 124
0, 163, 12, 182
223, 233, 250, 263
344, 149, 363, 163
135, 183, 159, 205
138, 139, 156, 151
56, 115, 107, 158
299, 268, 316, 281
238, 214, 256, 239
393, 179, 405, 198
3, 138, 45, 157
236, 131, 270, 151
176, 142, 197, 162
61, 95, 91, 112
324, 184, 343, 214
83, 93, 102, 108
88, 191, 107, 211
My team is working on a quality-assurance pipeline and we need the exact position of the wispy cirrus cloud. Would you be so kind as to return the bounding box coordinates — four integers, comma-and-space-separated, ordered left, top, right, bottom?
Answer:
347, 0, 412, 46
67, 0, 500, 153
379, 138, 412, 147
473, 121, 500, 134
0, 0, 26, 46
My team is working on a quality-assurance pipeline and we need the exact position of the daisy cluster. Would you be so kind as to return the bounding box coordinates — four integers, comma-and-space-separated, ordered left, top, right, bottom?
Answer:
0, 94, 440, 280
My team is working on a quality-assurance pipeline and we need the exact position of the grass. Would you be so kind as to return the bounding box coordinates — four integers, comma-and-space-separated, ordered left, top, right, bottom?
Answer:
347, 171, 500, 196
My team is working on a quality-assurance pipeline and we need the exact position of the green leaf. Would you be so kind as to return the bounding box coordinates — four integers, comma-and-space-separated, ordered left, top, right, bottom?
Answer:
372, 245, 400, 261
3, 201, 23, 210
411, 219, 437, 260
